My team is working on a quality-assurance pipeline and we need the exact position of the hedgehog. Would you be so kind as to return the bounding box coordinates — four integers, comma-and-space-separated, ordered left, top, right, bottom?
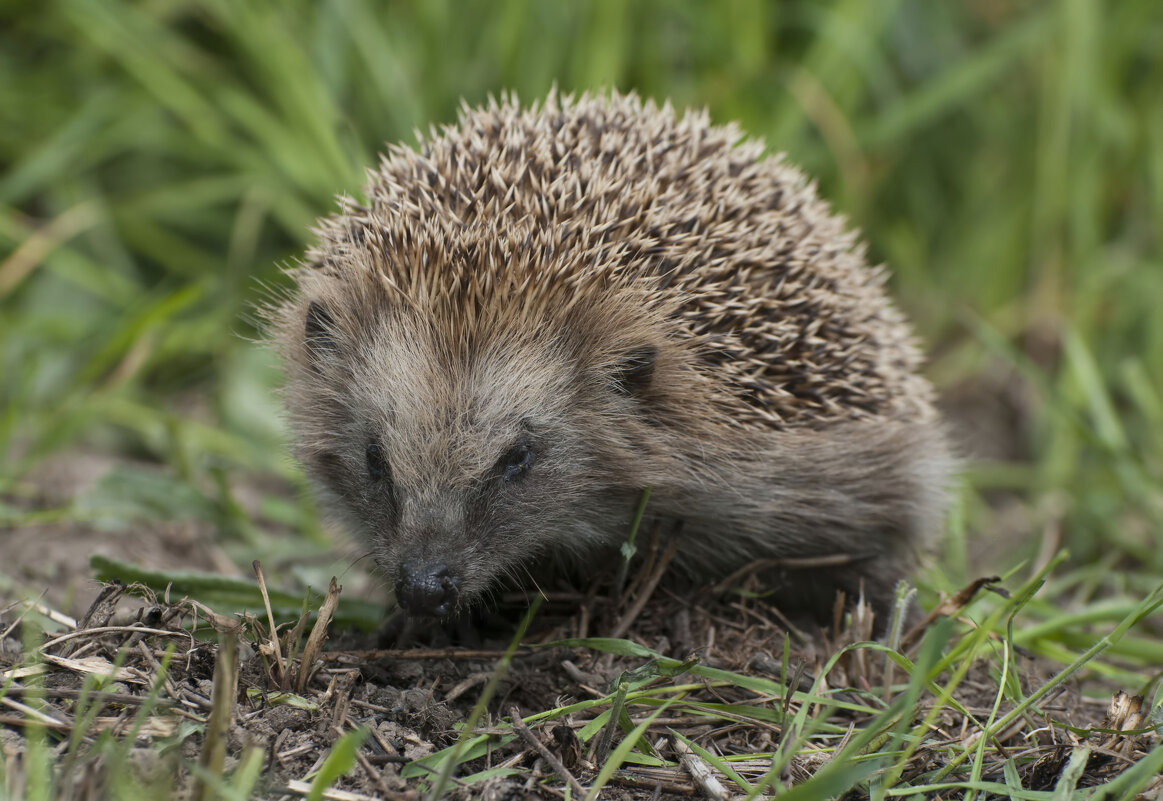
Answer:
269, 90, 951, 628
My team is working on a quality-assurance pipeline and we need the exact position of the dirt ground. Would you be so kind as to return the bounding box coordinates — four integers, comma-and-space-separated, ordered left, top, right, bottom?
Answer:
2, 565, 1151, 800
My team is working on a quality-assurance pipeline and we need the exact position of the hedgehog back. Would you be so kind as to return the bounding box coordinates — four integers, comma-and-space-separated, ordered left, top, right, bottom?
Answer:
304, 91, 934, 430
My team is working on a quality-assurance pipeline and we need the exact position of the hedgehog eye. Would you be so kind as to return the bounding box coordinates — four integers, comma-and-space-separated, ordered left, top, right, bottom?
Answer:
366, 441, 389, 482
499, 443, 535, 483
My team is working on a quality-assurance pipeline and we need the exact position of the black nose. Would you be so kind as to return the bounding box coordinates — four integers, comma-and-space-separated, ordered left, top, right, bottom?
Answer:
395, 561, 460, 617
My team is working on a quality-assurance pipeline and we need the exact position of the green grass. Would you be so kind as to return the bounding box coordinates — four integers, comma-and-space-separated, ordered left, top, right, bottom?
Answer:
1, 0, 1161, 797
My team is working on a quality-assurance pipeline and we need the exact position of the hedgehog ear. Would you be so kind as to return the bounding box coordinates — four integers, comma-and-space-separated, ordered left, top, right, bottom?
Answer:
304, 301, 337, 361
610, 345, 657, 397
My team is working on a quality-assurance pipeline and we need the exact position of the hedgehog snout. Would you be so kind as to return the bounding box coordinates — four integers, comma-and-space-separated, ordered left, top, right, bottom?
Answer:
395, 559, 461, 617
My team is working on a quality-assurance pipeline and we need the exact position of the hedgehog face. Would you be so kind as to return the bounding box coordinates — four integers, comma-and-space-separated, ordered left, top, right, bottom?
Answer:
286, 295, 658, 618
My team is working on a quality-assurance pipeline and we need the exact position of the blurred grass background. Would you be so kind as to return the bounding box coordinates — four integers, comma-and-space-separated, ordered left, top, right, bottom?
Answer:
1, 0, 1160, 600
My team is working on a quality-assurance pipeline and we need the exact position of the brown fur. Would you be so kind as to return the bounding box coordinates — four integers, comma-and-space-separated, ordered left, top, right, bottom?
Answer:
268, 90, 952, 624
